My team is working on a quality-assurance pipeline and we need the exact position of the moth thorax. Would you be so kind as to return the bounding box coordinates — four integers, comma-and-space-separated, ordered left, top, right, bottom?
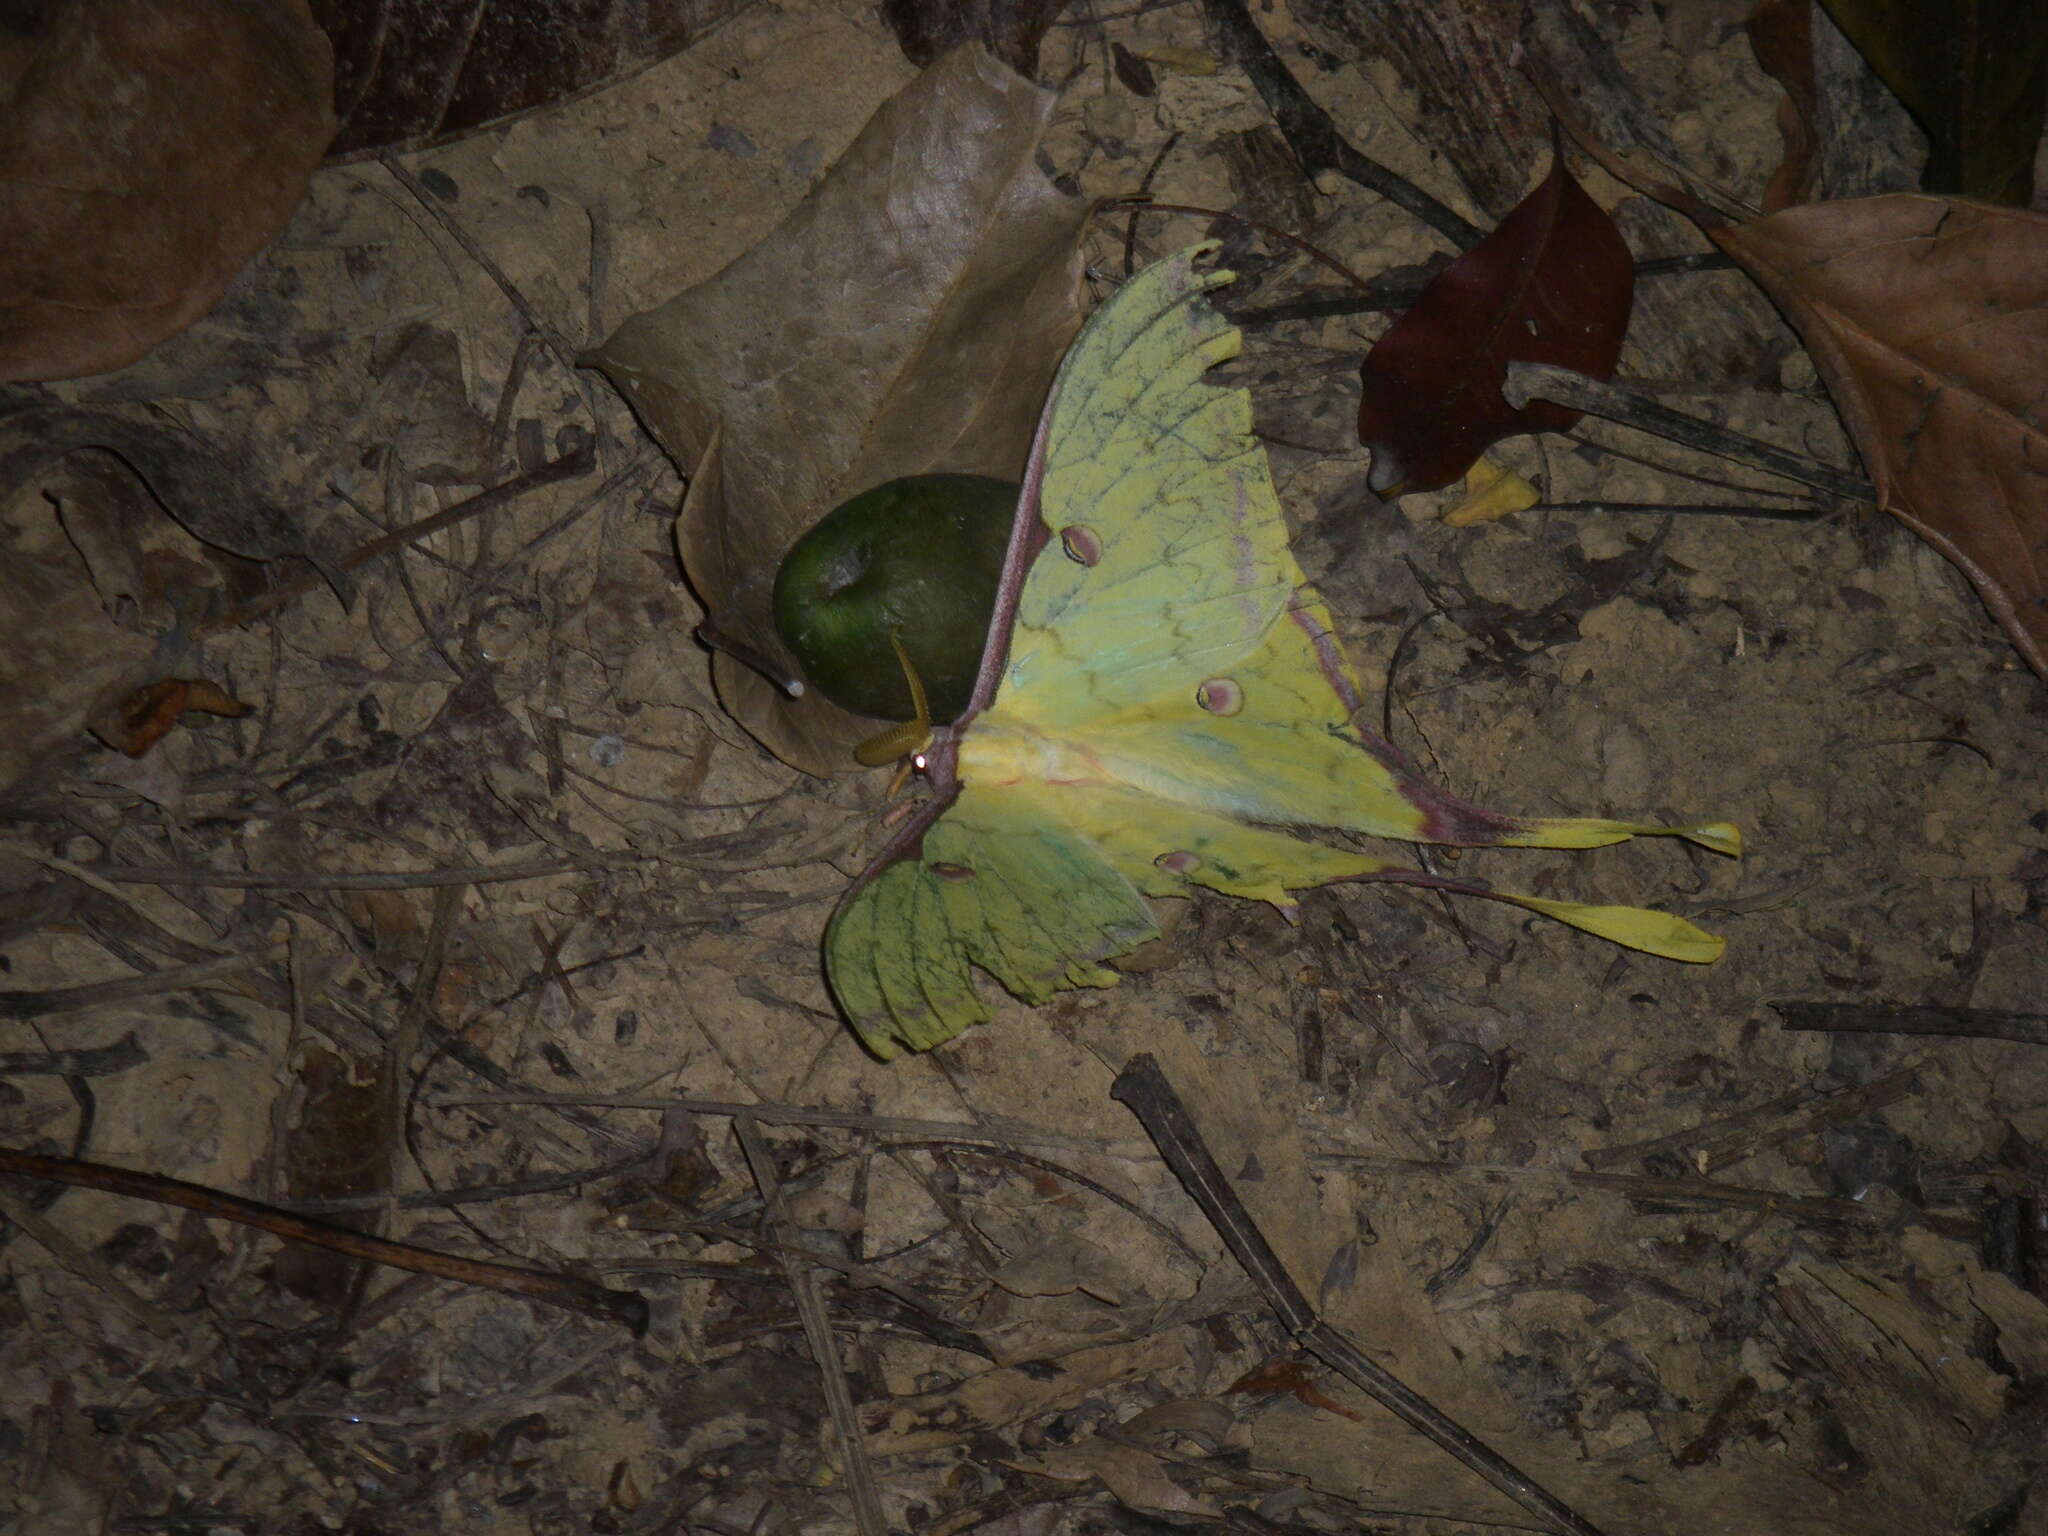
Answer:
956, 714, 1109, 790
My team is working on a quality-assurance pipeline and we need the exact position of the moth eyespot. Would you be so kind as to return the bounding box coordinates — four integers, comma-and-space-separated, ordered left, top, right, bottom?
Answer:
1155, 850, 1201, 875
931, 862, 975, 882
1059, 524, 1102, 566
912, 752, 928, 773
1196, 677, 1243, 716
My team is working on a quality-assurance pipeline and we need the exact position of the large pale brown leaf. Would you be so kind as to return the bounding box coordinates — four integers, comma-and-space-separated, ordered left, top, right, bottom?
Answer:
0, 0, 335, 384
1714, 196, 2048, 676
588, 46, 1088, 776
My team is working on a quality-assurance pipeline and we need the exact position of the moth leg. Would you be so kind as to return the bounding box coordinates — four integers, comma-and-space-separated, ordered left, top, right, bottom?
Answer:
854, 630, 936, 769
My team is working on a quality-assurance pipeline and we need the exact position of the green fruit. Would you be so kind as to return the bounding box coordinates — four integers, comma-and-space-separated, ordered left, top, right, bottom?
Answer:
772, 474, 1018, 722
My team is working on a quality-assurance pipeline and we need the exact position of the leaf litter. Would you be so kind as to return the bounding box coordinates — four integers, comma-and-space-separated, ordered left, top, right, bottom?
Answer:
2, 2, 2048, 1533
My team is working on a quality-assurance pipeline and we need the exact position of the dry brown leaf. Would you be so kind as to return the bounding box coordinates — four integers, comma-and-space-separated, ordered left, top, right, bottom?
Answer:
589, 45, 1089, 776
97, 677, 255, 758
1747, 0, 1820, 213
1713, 196, 2048, 676
1008, 1437, 1219, 1519
990, 1234, 1126, 1304
864, 1332, 1190, 1454
0, 0, 335, 383
1117, 1398, 1235, 1449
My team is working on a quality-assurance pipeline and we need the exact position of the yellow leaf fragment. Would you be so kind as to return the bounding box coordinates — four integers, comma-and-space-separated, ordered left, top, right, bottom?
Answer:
1444, 453, 1541, 526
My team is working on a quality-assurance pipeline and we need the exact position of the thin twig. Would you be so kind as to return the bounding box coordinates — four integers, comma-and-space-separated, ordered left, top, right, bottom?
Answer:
1113, 1053, 1604, 1536
890, 1138, 1205, 1269
734, 1117, 888, 1536
660, 1216, 986, 1355
204, 436, 598, 631
3, 845, 232, 953
1118, 134, 1183, 279
1582, 1064, 1919, 1175
0, 1032, 148, 1080
1503, 362, 1873, 503
275, 1153, 652, 1216
378, 152, 584, 368
1311, 1149, 1882, 1226
387, 886, 464, 1241
0, 1147, 648, 1333
1197, 0, 1484, 250
430, 1092, 1152, 1159
1543, 501, 1827, 522
0, 943, 289, 1021
1232, 252, 1738, 325
0, 1187, 183, 1337
1776, 1001, 2048, 1047
81, 857, 620, 891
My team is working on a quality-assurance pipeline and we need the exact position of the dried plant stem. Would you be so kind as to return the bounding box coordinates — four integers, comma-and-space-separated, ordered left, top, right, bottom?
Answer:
1311, 1150, 1882, 1226
82, 857, 617, 891
1198, 0, 1485, 250
1504, 361, 1873, 503
430, 1092, 1151, 1159
734, 1117, 888, 1536
3, 845, 232, 953
0, 1147, 648, 1333
379, 152, 583, 369
1543, 501, 1826, 522
1582, 1064, 1919, 1175
0, 942, 288, 1021
1232, 253, 1736, 325
0, 1187, 182, 1338
1776, 1001, 2048, 1046
1113, 1053, 1605, 1536
0, 1032, 147, 1079
204, 435, 597, 632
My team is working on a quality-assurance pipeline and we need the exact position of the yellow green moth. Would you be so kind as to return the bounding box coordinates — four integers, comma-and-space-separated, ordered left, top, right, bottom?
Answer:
826, 243, 1738, 1058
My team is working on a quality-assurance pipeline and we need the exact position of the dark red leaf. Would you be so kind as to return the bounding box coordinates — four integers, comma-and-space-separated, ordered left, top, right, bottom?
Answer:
1356, 154, 1634, 497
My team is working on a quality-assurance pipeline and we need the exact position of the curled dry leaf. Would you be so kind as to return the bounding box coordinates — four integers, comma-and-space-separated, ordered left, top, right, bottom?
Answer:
1356, 154, 1634, 498
0, 0, 335, 384
0, 407, 349, 602
1713, 196, 2048, 678
589, 45, 1089, 776
1747, 0, 1820, 213
1007, 1437, 1219, 1519
1226, 1354, 1366, 1421
98, 677, 255, 758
